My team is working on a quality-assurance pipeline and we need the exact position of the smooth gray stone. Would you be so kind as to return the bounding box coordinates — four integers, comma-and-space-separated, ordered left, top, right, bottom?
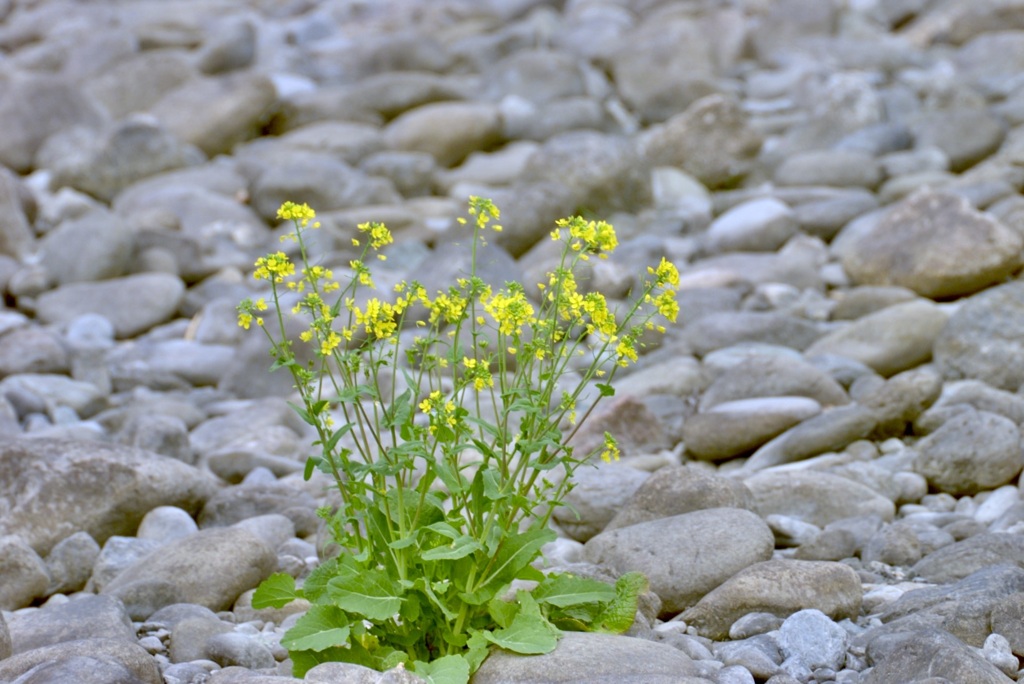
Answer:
778, 609, 848, 671
911, 533, 1024, 584
7, 594, 133, 654
743, 470, 895, 528
472, 631, 708, 684
554, 462, 650, 542
742, 404, 878, 471
913, 409, 1024, 496
681, 560, 861, 641
102, 527, 276, 614
0, 535, 49, 610
584, 508, 773, 615
0, 638, 161, 684
9, 655, 147, 684
0, 437, 214, 556
862, 628, 1013, 684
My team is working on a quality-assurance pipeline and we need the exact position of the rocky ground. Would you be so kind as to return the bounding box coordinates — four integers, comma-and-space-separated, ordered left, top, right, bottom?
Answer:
3, 0, 1024, 682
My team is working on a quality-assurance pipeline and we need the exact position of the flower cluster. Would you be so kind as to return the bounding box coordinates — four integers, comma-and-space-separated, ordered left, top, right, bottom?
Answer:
552, 216, 618, 258
253, 252, 295, 283
277, 201, 320, 228
484, 284, 535, 336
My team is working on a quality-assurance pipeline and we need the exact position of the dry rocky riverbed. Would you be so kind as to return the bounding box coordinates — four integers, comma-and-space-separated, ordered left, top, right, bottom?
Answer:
4, 0, 1024, 682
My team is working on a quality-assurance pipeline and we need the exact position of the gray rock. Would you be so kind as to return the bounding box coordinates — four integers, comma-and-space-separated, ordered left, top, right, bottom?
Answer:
803, 299, 949, 377
136, 506, 199, 545
0, 611, 9, 660
472, 631, 707, 683
831, 286, 919, 321
204, 632, 276, 670
197, 16, 256, 74
199, 481, 319, 535
483, 48, 586, 105
861, 522, 924, 567
553, 462, 650, 542
775, 150, 883, 189
0, 72, 108, 173
37, 119, 204, 202
714, 636, 780, 680
793, 190, 879, 242
85, 48, 195, 114
990, 593, 1024, 657
642, 94, 762, 189
0, 326, 69, 377
0, 638, 160, 684
682, 313, 822, 357
35, 273, 185, 338
39, 209, 133, 285
517, 129, 652, 218
863, 628, 1013, 684
683, 397, 822, 462
911, 109, 1006, 173
614, 356, 707, 399
605, 466, 753, 530
913, 409, 1024, 496
915, 380, 1024, 433
934, 280, 1024, 391
383, 102, 503, 167
90, 537, 162, 592
7, 594, 133, 654
743, 470, 895, 527
0, 437, 214, 555
0, 535, 50, 610
7, 655, 149, 684
700, 355, 849, 411
777, 609, 848, 671
839, 190, 1022, 299
116, 413, 194, 464
742, 404, 879, 471
706, 198, 798, 254
0, 373, 105, 419
855, 366, 943, 439
360, 150, 436, 197
102, 527, 277, 614
912, 534, 1024, 584
567, 394, 670, 460
0, 166, 35, 258
45, 531, 100, 595
681, 560, 861, 641
151, 73, 276, 157
584, 508, 774, 615
249, 153, 400, 222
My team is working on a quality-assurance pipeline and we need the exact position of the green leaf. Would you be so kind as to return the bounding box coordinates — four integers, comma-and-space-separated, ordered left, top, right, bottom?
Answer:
435, 460, 468, 495
483, 594, 560, 655
487, 589, 519, 629
303, 455, 318, 481
414, 654, 470, 684
303, 557, 352, 602
288, 401, 316, 426
464, 630, 491, 673
281, 605, 350, 652
595, 383, 615, 397
593, 572, 647, 634
422, 534, 483, 561
323, 422, 353, 453
534, 573, 616, 608
289, 646, 353, 679
328, 570, 404, 621
252, 573, 300, 609
481, 528, 555, 590
482, 467, 504, 501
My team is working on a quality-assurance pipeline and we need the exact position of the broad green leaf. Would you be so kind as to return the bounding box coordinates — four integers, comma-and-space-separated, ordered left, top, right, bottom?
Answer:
595, 383, 615, 397
464, 630, 491, 672
594, 572, 647, 634
289, 646, 353, 679
414, 655, 471, 684
387, 534, 418, 550
287, 401, 316, 426
421, 534, 483, 561
303, 455, 318, 480
328, 570, 404, 621
323, 422, 353, 452
424, 521, 460, 540
252, 573, 300, 609
281, 605, 350, 652
483, 611, 559, 654
482, 467, 504, 501
487, 589, 519, 629
414, 577, 458, 621
481, 528, 555, 590
435, 460, 468, 494
533, 573, 616, 608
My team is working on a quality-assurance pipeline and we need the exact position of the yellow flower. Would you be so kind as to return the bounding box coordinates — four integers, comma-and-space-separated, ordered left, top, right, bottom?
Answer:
615, 335, 638, 367
320, 331, 342, 356
253, 252, 295, 283
468, 196, 501, 231
350, 260, 374, 288
354, 298, 397, 340
648, 257, 680, 288
600, 432, 620, 463
554, 216, 618, 256
237, 311, 253, 330
276, 201, 319, 228
358, 221, 393, 250
652, 290, 678, 323
461, 357, 493, 391
484, 286, 535, 336
429, 292, 467, 325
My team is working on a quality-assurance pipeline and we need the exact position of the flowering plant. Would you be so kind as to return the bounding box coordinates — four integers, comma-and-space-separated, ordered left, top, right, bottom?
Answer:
238, 198, 679, 683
